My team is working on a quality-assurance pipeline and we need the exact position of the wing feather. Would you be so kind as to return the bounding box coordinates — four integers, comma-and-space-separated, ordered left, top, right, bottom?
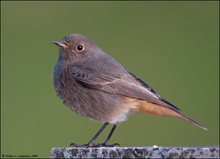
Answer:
72, 65, 180, 111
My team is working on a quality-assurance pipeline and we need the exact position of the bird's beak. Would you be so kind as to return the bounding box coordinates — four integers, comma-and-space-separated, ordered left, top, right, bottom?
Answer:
53, 41, 68, 49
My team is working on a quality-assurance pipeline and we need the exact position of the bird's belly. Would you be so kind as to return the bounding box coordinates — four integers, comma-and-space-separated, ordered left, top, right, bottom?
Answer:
54, 78, 130, 124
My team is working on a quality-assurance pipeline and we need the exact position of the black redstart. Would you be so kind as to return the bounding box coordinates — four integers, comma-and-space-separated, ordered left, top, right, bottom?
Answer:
52, 34, 207, 147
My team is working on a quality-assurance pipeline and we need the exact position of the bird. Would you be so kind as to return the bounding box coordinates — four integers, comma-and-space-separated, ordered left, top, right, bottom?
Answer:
52, 33, 207, 147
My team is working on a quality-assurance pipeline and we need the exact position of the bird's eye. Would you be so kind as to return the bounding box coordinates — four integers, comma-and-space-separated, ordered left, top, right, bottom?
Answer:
76, 44, 84, 52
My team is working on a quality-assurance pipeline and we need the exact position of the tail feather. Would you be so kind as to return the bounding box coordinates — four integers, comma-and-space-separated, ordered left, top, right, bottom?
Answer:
170, 109, 208, 131
131, 100, 208, 131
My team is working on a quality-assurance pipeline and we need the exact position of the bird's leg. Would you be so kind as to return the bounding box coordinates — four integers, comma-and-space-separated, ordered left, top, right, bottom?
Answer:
70, 122, 109, 147
100, 124, 120, 147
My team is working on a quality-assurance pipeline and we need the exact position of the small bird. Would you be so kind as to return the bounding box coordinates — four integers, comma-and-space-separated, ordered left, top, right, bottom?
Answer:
52, 34, 207, 147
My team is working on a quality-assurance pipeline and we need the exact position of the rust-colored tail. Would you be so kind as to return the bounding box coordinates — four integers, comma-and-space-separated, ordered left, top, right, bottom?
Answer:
130, 99, 208, 131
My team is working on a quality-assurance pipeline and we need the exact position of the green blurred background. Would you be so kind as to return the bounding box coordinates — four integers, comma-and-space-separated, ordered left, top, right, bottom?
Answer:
1, 1, 219, 158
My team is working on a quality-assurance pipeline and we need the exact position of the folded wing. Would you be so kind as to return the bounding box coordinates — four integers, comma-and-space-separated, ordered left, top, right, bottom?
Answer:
72, 65, 180, 112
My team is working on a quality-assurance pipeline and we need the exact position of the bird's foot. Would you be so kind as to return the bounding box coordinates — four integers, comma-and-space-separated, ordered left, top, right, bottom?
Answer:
70, 142, 120, 147
99, 142, 120, 147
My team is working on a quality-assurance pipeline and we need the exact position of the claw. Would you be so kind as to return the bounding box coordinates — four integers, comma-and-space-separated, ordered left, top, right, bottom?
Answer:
100, 142, 120, 147
70, 142, 120, 147
70, 142, 95, 147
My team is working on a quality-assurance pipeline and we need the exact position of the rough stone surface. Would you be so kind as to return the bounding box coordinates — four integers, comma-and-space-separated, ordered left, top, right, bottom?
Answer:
50, 146, 219, 158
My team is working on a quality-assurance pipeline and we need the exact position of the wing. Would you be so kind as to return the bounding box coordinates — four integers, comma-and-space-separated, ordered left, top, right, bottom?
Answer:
128, 72, 180, 111
72, 65, 180, 111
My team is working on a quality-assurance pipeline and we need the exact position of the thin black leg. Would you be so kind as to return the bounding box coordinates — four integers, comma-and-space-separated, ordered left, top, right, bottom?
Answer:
86, 122, 109, 146
70, 122, 109, 147
104, 124, 117, 145
101, 124, 120, 147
